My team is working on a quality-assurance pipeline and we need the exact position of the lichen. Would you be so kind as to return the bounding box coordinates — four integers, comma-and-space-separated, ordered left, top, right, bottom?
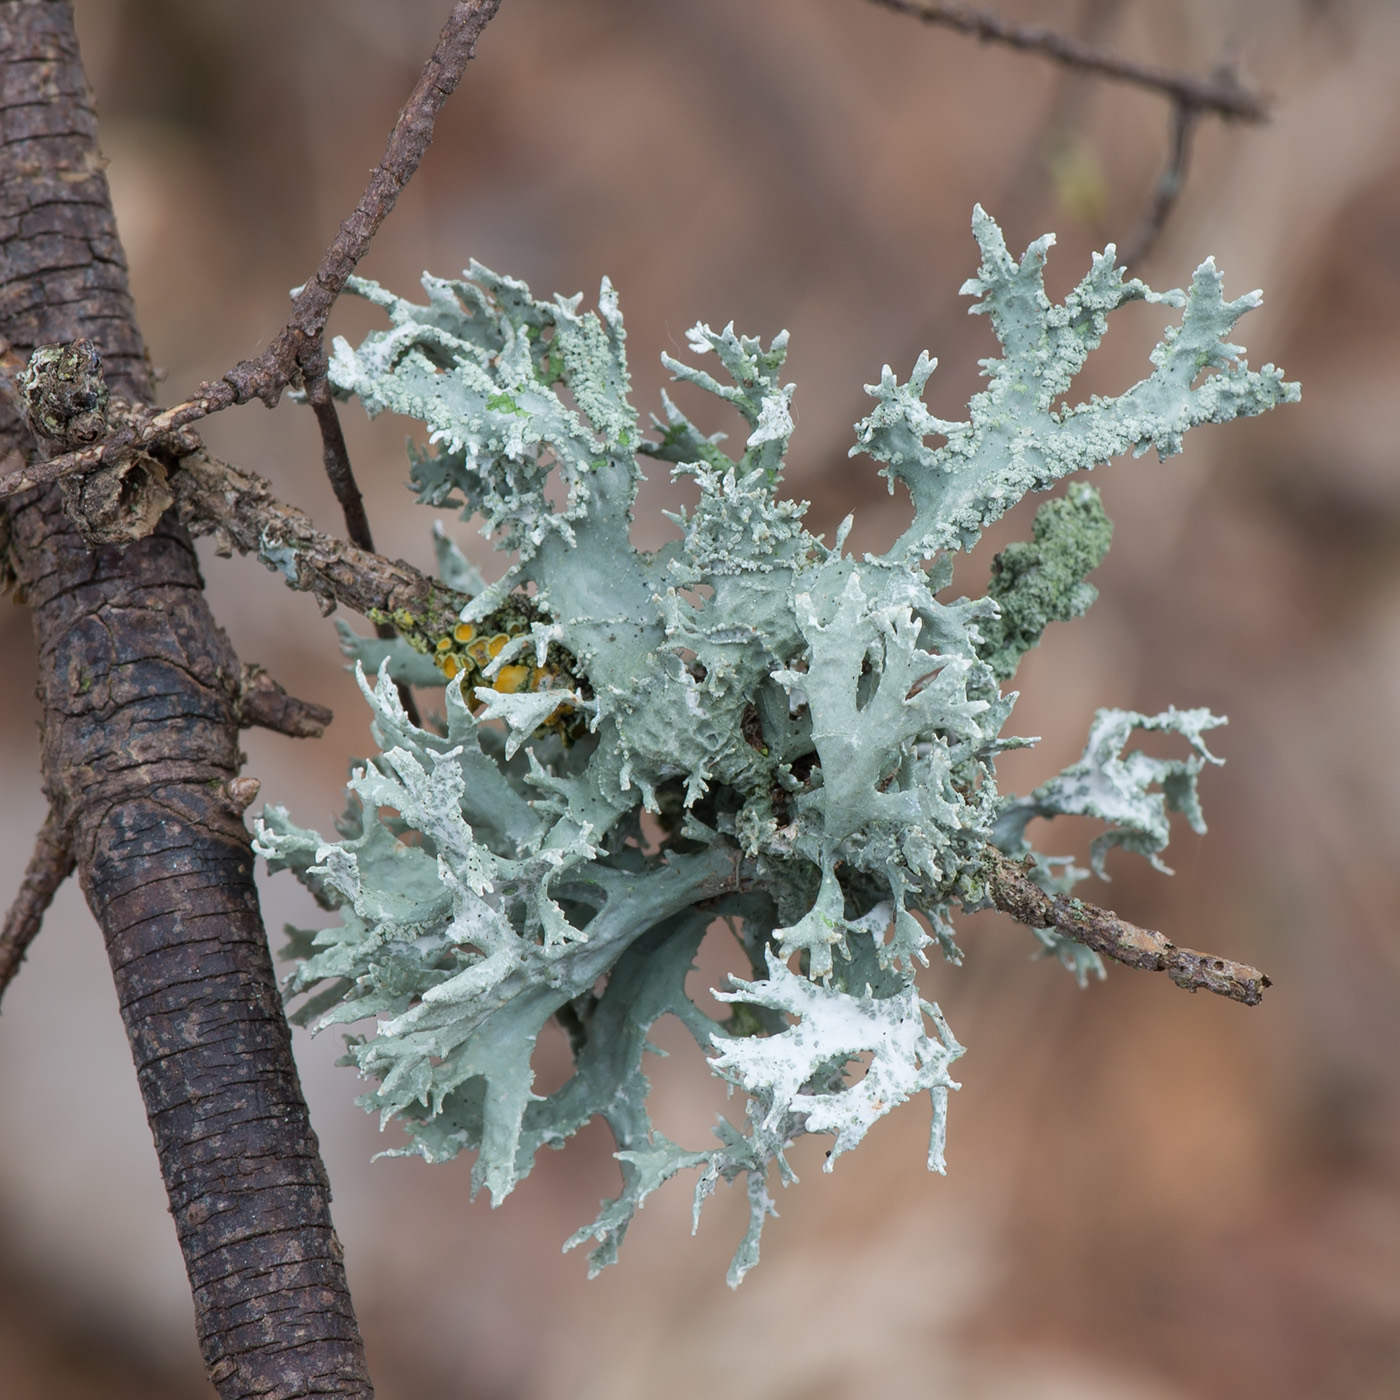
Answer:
256, 208, 1297, 1282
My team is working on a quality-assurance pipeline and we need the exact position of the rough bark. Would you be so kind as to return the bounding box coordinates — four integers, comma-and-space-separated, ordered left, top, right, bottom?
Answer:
0, 4, 373, 1396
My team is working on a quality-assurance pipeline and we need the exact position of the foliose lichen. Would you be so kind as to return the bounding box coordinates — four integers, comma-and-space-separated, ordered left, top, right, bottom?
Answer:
255, 207, 1297, 1283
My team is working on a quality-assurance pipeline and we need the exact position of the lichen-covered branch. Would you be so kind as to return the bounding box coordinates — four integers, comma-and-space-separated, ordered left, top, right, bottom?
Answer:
173, 448, 472, 636
0, 809, 74, 1011
982, 849, 1269, 1006
256, 221, 1292, 1284
865, 0, 1267, 120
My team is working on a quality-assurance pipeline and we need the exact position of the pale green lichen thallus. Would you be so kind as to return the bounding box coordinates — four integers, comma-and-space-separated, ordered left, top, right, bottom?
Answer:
255, 208, 1297, 1284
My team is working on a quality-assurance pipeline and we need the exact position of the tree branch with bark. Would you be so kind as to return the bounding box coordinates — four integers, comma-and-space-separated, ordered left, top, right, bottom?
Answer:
0, 2, 503, 1395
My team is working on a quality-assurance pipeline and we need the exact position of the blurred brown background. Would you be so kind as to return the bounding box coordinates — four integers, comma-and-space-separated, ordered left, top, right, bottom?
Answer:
3, 1, 1399, 1395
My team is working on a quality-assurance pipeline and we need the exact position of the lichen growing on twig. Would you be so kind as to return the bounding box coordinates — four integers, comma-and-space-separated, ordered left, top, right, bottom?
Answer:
256, 208, 1295, 1283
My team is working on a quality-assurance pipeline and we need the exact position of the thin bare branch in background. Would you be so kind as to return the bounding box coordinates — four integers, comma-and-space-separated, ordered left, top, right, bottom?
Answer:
1119, 97, 1201, 266
0, 810, 74, 1011
865, 0, 1268, 120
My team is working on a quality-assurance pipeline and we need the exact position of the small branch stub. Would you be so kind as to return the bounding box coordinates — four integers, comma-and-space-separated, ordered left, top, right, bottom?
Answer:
225, 776, 262, 813
983, 848, 1270, 1006
238, 664, 334, 739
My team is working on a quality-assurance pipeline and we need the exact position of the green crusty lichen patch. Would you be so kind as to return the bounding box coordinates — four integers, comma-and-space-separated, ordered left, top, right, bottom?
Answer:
255, 208, 1296, 1284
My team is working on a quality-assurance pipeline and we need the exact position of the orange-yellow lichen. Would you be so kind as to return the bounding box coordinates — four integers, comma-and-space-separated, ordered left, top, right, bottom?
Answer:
404, 610, 581, 738
492, 664, 531, 694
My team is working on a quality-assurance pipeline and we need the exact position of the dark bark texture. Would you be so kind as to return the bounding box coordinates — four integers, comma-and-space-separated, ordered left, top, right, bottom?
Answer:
0, 4, 373, 1396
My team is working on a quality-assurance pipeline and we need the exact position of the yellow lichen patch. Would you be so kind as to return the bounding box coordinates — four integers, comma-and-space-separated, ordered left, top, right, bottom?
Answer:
486, 635, 509, 659
492, 664, 531, 694
466, 639, 493, 666
440, 655, 460, 679
436, 636, 453, 653
454, 622, 476, 644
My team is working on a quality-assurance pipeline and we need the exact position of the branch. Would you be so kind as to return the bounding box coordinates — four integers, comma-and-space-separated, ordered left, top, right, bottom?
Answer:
0, 809, 74, 1011
304, 369, 424, 725
0, 5, 387, 1391
0, 399, 196, 502
982, 849, 1270, 1006
1119, 97, 1199, 266
0, 0, 502, 502
306, 370, 375, 551
173, 448, 473, 638
865, 0, 1268, 121
237, 664, 334, 739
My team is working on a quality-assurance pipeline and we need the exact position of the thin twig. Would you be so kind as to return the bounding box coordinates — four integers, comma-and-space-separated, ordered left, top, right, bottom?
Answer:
983, 848, 1270, 1006
865, 0, 1267, 121
0, 809, 75, 1010
305, 370, 423, 725
0, 0, 502, 503
306, 372, 375, 550
227, 0, 503, 407
1119, 97, 1199, 266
